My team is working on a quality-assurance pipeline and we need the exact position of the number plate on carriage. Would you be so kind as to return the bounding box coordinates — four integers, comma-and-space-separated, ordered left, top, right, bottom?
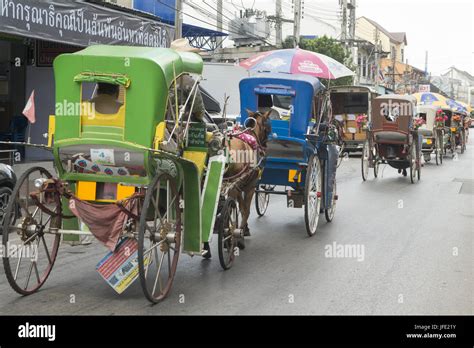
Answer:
288, 170, 302, 183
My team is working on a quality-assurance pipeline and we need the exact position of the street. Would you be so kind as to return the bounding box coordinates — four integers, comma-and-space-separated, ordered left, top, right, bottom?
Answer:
0, 139, 472, 315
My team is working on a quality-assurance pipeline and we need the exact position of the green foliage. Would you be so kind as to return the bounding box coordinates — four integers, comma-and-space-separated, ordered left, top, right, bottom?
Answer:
282, 35, 354, 86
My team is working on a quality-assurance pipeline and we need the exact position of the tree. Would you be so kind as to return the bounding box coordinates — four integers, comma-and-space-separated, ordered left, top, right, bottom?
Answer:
282, 35, 354, 86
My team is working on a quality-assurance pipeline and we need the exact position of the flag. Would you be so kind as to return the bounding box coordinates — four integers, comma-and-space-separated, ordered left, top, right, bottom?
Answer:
23, 90, 35, 124
378, 69, 384, 83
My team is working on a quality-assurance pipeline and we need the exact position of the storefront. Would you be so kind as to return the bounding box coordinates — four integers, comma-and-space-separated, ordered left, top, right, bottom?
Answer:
0, 0, 174, 160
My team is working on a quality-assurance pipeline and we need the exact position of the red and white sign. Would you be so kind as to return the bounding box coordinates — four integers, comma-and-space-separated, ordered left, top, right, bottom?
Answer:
418, 85, 430, 93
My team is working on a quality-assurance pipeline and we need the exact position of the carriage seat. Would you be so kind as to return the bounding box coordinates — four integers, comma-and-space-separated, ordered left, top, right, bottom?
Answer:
374, 131, 407, 143
417, 128, 433, 137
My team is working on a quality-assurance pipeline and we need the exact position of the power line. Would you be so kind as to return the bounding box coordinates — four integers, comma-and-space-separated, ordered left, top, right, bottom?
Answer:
158, 0, 273, 46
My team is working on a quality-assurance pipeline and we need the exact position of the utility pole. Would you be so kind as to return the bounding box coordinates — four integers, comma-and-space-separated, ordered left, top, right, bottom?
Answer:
341, 0, 347, 46
293, 0, 302, 47
424, 51, 428, 79
275, 0, 282, 47
392, 49, 397, 91
175, 0, 183, 39
216, 0, 223, 48
374, 28, 381, 91
450, 67, 454, 99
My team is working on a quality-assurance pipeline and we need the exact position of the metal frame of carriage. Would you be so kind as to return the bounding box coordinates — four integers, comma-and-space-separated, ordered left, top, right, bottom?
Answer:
1, 45, 245, 304
361, 94, 422, 184
239, 73, 340, 237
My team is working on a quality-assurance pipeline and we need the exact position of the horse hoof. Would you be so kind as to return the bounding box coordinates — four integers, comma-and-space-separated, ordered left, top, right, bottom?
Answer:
203, 242, 212, 259
243, 226, 251, 237
237, 239, 245, 250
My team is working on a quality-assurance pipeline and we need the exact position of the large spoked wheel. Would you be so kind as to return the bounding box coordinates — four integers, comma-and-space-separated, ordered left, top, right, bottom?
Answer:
435, 133, 443, 165
2, 167, 61, 296
138, 172, 181, 304
304, 155, 322, 237
218, 197, 239, 270
255, 185, 272, 217
409, 144, 420, 184
324, 181, 337, 223
361, 140, 370, 181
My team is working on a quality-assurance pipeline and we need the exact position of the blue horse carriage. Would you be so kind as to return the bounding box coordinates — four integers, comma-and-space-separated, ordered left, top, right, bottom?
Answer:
239, 73, 340, 236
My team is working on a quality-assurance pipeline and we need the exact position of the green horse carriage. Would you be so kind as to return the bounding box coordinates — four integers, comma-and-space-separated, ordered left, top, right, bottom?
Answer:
2, 45, 244, 303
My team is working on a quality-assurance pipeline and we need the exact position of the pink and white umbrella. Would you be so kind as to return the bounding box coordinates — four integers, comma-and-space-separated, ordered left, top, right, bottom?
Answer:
239, 48, 354, 80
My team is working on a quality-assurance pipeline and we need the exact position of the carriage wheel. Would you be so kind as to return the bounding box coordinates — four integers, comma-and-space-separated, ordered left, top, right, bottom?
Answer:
255, 185, 272, 217
218, 197, 239, 270
409, 144, 417, 184
439, 133, 444, 164
304, 155, 322, 237
450, 133, 456, 157
435, 134, 442, 165
373, 158, 379, 178
361, 140, 370, 181
0, 186, 13, 231
324, 181, 337, 223
2, 167, 61, 296
138, 172, 181, 304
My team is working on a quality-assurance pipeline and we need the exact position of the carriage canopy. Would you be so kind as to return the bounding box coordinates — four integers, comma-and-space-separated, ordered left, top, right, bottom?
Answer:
239, 73, 325, 139
53, 45, 203, 147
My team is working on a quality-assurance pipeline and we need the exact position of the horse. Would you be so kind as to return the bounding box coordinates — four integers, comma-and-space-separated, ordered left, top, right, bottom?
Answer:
224, 110, 272, 247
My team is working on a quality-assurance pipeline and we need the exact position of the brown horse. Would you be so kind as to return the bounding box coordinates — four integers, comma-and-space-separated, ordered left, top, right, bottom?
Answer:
224, 110, 272, 246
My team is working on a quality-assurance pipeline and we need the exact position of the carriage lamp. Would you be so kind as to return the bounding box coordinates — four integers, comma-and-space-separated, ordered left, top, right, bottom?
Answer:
34, 178, 48, 188
451, 127, 457, 133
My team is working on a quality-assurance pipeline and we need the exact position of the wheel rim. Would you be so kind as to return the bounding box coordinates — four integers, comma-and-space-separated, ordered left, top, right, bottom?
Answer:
138, 173, 181, 304
218, 198, 238, 270
361, 141, 369, 181
2, 167, 61, 295
305, 156, 322, 236
255, 185, 270, 216
325, 181, 337, 222
0, 188, 12, 227
410, 145, 416, 183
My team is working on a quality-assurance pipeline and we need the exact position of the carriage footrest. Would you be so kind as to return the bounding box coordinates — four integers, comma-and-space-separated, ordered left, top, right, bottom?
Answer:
287, 190, 304, 208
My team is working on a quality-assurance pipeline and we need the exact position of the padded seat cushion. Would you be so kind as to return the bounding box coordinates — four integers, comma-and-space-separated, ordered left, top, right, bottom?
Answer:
374, 131, 407, 143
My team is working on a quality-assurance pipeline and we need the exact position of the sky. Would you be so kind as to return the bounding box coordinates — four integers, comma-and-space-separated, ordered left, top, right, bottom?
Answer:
184, 0, 474, 76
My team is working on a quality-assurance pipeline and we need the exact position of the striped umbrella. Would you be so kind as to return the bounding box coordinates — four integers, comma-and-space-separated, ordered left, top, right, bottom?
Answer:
239, 48, 355, 80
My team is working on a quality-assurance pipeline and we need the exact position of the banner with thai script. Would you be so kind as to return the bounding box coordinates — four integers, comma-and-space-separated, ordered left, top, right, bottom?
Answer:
0, 0, 174, 48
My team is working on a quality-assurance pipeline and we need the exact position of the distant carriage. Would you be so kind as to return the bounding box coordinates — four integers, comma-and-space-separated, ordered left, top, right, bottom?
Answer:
329, 86, 379, 152
361, 94, 422, 183
416, 105, 444, 165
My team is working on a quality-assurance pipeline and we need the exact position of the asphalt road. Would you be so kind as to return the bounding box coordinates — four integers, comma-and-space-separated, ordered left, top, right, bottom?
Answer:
0, 138, 472, 315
